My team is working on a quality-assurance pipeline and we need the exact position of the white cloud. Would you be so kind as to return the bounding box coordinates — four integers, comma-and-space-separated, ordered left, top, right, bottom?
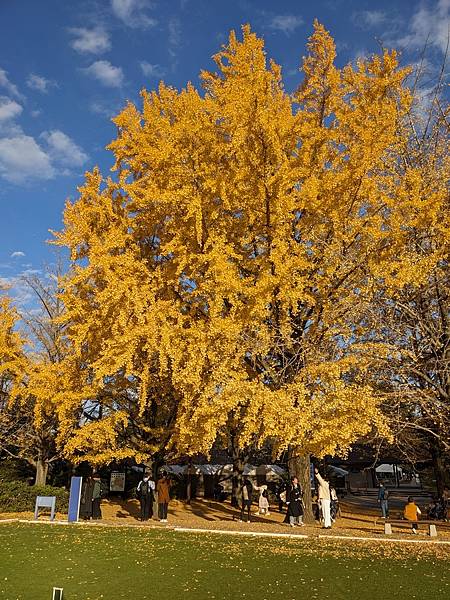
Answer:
168, 18, 181, 58
0, 97, 22, 121
69, 27, 111, 54
111, 0, 157, 28
0, 276, 33, 307
0, 134, 55, 184
41, 130, 88, 167
10, 251, 25, 258
31, 109, 42, 118
0, 269, 43, 309
354, 48, 369, 62
352, 10, 387, 29
0, 68, 25, 101
90, 101, 113, 117
83, 60, 124, 87
140, 61, 165, 78
398, 0, 450, 55
269, 15, 303, 35
0, 123, 87, 184
26, 73, 58, 94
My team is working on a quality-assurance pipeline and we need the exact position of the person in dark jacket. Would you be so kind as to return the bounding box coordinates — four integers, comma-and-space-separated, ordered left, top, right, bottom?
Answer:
91, 473, 102, 520
377, 482, 389, 518
239, 478, 253, 523
79, 475, 94, 520
284, 476, 304, 527
137, 472, 155, 521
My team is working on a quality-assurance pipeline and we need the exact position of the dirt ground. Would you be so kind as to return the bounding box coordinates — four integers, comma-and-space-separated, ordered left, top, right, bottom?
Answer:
4, 497, 450, 541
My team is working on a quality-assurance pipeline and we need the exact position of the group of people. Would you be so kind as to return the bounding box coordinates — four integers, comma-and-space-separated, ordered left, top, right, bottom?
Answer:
239, 468, 339, 528
378, 482, 450, 533
79, 473, 103, 520
136, 471, 171, 522
81, 469, 449, 534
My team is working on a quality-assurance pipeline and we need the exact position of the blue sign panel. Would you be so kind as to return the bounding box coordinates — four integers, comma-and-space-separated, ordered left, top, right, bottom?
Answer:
68, 476, 83, 523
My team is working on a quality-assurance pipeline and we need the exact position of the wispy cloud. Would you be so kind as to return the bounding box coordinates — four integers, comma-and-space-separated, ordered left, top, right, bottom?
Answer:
0, 68, 25, 101
352, 10, 387, 29
82, 60, 124, 87
269, 15, 303, 35
41, 130, 88, 167
0, 269, 43, 309
168, 18, 182, 65
0, 97, 23, 122
69, 27, 111, 54
140, 61, 165, 78
90, 101, 116, 118
111, 0, 157, 29
10, 251, 25, 258
26, 74, 58, 94
397, 0, 450, 55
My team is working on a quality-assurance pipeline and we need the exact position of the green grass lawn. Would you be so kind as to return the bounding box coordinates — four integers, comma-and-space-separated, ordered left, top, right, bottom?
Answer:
0, 523, 449, 600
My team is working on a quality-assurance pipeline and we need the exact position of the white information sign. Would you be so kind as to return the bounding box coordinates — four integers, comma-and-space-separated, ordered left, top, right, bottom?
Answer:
110, 471, 126, 492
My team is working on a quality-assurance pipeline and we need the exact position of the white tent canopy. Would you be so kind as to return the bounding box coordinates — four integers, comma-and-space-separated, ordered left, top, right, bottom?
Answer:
163, 464, 288, 479
376, 463, 403, 474
328, 465, 349, 477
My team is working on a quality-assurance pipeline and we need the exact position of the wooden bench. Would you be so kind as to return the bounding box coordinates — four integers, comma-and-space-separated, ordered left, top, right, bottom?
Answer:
374, 518, 438, 537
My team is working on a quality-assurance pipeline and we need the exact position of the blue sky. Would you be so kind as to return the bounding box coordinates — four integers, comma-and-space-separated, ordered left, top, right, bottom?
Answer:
0, 0, 448, 307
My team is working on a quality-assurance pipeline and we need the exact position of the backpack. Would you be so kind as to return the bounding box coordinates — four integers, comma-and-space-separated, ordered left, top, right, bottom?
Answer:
140, 480, 153, 498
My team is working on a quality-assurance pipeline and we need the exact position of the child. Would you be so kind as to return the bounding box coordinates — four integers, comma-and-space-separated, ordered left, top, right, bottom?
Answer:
404, 496, 421, 534
255, 485, 270, 516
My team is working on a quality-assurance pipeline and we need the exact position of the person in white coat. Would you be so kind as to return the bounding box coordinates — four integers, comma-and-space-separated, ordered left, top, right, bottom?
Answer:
315, 468, 332, 529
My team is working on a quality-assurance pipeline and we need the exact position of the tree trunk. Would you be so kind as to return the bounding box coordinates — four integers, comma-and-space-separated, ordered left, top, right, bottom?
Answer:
431, 440, 448, 497
34, 459, 49, 486
288, 446, 314, 524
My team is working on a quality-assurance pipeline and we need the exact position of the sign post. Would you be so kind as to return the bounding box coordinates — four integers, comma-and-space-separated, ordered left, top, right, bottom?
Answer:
67, 476, 83, 523
110, 471, 126, 492
34, 496, 56, 521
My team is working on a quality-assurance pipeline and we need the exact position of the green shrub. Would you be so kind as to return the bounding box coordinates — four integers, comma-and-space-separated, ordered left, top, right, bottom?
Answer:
0, 459, 34, 483
0, 480, 69, 513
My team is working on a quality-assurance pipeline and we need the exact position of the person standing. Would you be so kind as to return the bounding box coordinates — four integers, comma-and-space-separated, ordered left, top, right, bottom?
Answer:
92, 473, 102, 520
277, 482, 287, 512
404, 496, 421, 534
315, 468, 331, 529
79, 475, 94, 520
377, 482, 389, 519
239, 478, 253, 523
442, 486, 450, 522
284, 476, 304, 527
330, 485, 339, 523
255, 484, 270, 516
157, 473, 171, 522
137, 472, 155, 521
